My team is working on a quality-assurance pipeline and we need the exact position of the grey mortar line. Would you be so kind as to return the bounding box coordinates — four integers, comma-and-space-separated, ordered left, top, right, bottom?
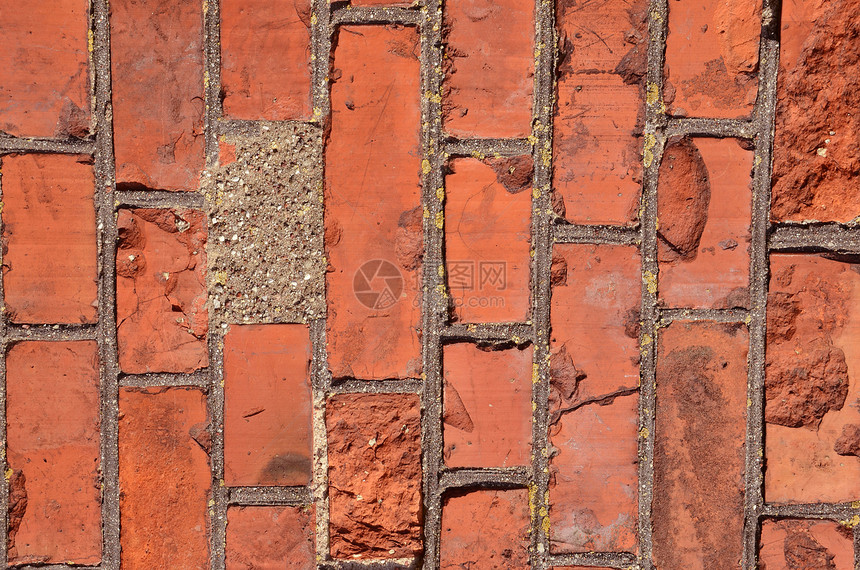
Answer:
443, 138, 532, 158
0, 133, 8, 570
227, 486, 313, 506
2, 324, 99, 343
664, 116, 754, 139
547, 552, 638, 569
329, 378, 424, 395
769, 224, 860, 253
116, 189, 205, 209
330, 6, 421, 26
119, 371, 211, 388
761, 502, 858, 518
553, 223, 641, 246
0, 137, 95, 155
658, 308, 749, 325
441, 322, 534, 344
438, 467, 530, 491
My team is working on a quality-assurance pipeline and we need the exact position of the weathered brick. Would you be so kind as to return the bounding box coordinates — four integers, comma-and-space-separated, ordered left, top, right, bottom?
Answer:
326, 25, 422, 380
111, 0, 204, 191
664, 0, 761, 118
765, 254, 860, 503
6, 341, 100, 566
445, 157, 531, 323
771, 0, 860, 222
440, 490, 530, 569
224, 324, 312, 486
443, 0, 534, 138
658, 137, 753, 309
759, 519, 855, 570
226, 506, 315, 569
653, 321, 748, 569
0, 0, 90, 138
443, 343, 532, 468
119, 387, 210, 569
116, 208, 208, 373
553, 0, 647, 225
549, 244, 640, 554
220, 0, 312, 120
2, 154, 97, 324
327, 393, 422, 559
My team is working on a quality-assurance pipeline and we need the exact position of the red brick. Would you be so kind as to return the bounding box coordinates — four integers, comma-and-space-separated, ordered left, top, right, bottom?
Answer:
327, 393, 422, 559
116, 208, 208, 373
445, 157, 531, 323
759, 519, 854, 570
440, 490, 529, 569
770, 0, 860, 222
226, 506, 315, 570
224, 324, 312, 486
765, 255, 860, 503
1, 154, 97, 324
653, 321, 748, 569
443, 343, 532, 468
220, 0, 312, 120
443, 0, 534, 138
6, 341, 100, 566
553, 0, 647, 225
658, 138, 753, 309
548, 244, 640, 554
326, 26, 422, 380
0, 0, 90, 138
664, 0, 761, 118
119, 387, 210, 569
111, 0, 204, 191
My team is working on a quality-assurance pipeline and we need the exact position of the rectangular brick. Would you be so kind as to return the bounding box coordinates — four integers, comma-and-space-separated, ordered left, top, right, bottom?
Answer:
445, 157, 531, 323
6, 341, 100, 566
765, 254, 860, 503
220, 0, 312, 120
553, 0, 647, 225
657, 137, 753, 309
119, 387, 210, 569
664, 0, 761, 118
443, 0, 534, 138
224, 324, 312, 486
111, 0, 204, 191
1, 153, 97, 324
549, 244, 640, 554
759, 519, 854, 569
325, 25, 422, 380
327, 393, 422, 559
0, 0, 90, 138
226, 506, 315, 569
653, 321, 748, 569
116, 208, 208, 374
443, 343, 532, 468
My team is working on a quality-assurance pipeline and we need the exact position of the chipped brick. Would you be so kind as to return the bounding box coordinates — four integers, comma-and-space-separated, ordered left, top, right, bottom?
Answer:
760, 519, 854, 570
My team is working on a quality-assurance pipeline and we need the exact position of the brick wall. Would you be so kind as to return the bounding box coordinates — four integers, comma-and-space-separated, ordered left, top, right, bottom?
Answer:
0, 0, 858, 569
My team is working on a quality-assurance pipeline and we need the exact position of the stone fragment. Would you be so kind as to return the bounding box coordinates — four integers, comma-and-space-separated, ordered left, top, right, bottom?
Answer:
226, 506, 315, 569
759, 519, 854, 570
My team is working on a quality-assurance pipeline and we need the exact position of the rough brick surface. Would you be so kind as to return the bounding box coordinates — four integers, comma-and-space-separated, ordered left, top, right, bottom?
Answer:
759, 519, 855, 570
653, 321, 748, 570
327, 393, 422, 559
0, 0, 90, 138
224, 324, 312, 486
226, 506, 315, 570
116, 208, 208, 373
325, 25, 422, 380
2, 153, 97, 324
445, 157, 531, 323
220, 0, 312, 120
111, 0, 204, 191
119, 388, 210, 569
6, 341, 100, 566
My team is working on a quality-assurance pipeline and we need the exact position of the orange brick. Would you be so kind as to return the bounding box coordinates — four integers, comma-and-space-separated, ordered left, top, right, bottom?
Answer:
759, 519, 854, 569
226, 506, 315, 569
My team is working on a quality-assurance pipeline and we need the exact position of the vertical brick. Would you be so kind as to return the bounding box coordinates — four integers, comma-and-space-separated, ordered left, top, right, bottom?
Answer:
653, 321, 748, 569
442, 0, 534, 138
325, 26, 422, 380
771, 0, 860, 223
220, 0, 312, 120
443, 343, 532, 468
224, 324, 312, 486
119, 387, 210, 569
445, 157, 531, 323
553, 0, 647, 225
1, 154, 97, 324
759, 519, 855, 570
658, 138, 753, 309
226, 506, 315, 570
6, 341, 100, 566
327, 393, 422, 559
111, 0, 204, 191
440, 490, 530, 569
116, 208, 208, 373
549, 244, 640, 554
664, 0, 761, 118
765, 255, 860, 503
0, 0, 90, 138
